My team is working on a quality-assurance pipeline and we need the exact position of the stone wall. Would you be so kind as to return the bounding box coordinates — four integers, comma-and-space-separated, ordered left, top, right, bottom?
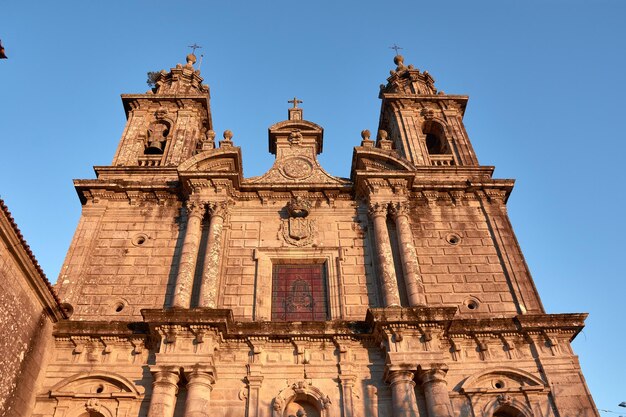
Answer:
0, 200, 63, 417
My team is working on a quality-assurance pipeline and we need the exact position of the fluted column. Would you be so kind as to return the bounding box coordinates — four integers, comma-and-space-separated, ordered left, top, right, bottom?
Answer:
418, 364, 453, 417
173, 201, 206, 308
183, 368, 215, 417
386, 369, 419, 417
390, 202, 426, 306
199, 201, 229, 308
147, 367, 180, 417
368, 202, 401, 307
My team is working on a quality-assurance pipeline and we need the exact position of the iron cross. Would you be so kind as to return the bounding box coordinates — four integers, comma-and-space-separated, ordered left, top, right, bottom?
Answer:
288, 97, 303, 109
188, 43, 203, 54
389, 44, 403, 55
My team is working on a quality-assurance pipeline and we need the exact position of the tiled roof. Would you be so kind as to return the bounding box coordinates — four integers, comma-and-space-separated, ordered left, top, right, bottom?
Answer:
0, 198, 64, 310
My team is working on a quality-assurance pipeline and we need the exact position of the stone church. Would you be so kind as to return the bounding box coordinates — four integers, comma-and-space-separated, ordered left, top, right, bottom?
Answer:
0, 53, 599, 417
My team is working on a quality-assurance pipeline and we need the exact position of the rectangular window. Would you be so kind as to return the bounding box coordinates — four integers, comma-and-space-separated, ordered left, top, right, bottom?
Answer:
272, 264, 327, 321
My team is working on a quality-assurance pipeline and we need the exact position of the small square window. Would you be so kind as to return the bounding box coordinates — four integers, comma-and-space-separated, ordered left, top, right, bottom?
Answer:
272, 264, 328, 321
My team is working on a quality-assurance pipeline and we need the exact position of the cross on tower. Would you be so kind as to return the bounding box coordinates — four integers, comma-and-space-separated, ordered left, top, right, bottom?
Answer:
389, 43, 403, 56
188, 43, 202, 54
288, 97, 303, 109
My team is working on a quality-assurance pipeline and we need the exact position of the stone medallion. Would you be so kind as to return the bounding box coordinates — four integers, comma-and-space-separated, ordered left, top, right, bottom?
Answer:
281, 157, 314, 180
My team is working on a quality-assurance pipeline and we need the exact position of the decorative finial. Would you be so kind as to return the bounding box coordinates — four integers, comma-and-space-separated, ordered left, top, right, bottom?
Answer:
393, 55, 405, 69
219, 130, 234, 149
288, 96, 303, 109
186, 44, 202, 67
389, 43, 403, 56
361, 129, 374, 147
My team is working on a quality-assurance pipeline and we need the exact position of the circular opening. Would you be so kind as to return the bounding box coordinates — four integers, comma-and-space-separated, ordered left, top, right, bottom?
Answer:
61, 302, 74, 318
464, 299, 479, 310
494, 380, 505, 389
95, 385, 104, 393
131, 233, 149, 247
114, 303, 125, 313
445, 233, 461, 245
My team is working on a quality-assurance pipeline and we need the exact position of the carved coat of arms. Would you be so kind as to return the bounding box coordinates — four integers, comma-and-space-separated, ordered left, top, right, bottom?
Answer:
281, 197, 316, 246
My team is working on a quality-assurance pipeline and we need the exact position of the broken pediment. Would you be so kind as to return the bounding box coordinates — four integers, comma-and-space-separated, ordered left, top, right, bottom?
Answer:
350, 147, 416, 180
178, 148, 242, 174
48, 371, 141, 398
459, 367, 547, 394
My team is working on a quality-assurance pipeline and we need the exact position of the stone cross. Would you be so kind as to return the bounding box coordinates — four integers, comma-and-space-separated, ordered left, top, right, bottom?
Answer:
288, 97, 303, 109
188, 43, 202, 54
389, 44, 403, 55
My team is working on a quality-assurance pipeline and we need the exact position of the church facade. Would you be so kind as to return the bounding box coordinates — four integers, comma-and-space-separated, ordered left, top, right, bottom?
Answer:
4, 53, 599, 417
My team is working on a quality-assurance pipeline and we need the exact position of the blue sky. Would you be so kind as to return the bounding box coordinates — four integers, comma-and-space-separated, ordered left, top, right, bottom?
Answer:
1, 0, 625, 412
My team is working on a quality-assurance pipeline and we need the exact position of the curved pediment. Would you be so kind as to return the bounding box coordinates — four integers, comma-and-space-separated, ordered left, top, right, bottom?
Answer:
48, 371, 141, 397
269, 119, 323, 133
351, 147, 416, 176
178, 148, 242, 174
459, 367, 546, 394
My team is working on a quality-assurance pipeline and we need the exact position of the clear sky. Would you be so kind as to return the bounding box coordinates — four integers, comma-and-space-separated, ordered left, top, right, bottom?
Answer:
1, 0, 624, 412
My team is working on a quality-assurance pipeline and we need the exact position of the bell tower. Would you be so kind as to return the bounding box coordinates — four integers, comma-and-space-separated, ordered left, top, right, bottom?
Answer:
377, 55, 479, 167
112, 53, 214, 168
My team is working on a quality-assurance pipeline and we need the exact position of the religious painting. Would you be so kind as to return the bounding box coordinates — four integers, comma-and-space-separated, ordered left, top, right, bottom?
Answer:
272, 264, 327, 321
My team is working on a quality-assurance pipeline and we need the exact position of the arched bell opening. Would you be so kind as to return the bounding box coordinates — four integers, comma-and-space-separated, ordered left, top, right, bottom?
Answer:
145, 120, 171, 155
422, 121, 450, 155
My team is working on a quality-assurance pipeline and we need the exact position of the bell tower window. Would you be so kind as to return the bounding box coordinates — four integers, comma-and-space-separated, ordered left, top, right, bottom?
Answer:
423, 121, 455, 165
145, 120, 170, 155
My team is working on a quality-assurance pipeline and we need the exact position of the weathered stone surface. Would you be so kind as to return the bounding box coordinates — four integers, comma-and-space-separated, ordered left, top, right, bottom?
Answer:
0, 54, 599, 417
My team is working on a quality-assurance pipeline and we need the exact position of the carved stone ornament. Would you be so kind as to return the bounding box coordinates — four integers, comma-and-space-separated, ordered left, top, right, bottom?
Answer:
85, 398, 102, 413
497, 394, 513, 406
272, 380, 331, 417
281, 197, 316, 246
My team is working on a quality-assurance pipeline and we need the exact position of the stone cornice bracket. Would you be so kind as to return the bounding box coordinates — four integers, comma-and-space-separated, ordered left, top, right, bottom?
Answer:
246, 337, 268, 364
363, 178, 390, 196
388, 178, 408, 195
187, 179, 212, 196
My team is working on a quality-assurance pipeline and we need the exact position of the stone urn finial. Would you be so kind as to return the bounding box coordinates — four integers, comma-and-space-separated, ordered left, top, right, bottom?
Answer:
186, 53, 197, 67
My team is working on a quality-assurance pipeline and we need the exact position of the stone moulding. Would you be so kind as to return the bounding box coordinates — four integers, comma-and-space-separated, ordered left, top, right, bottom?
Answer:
272, 380, 332, 417
47, 371, 142, 398
51, 308, 587, 346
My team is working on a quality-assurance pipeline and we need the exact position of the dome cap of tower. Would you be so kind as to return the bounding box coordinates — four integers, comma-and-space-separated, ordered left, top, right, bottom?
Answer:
148, 53, 209, 95
380, 55, 439, 96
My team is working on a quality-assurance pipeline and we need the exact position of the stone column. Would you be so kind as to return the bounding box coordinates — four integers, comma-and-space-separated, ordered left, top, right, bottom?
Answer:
147, 367, 180, 417
418, 364, 453, 417
389, 202, 426, 306
172, 201, 206, 308
199, 201, 229, 308
386, 369, 419, 417
368, 202, 401, 307
183, 368, 215, 417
